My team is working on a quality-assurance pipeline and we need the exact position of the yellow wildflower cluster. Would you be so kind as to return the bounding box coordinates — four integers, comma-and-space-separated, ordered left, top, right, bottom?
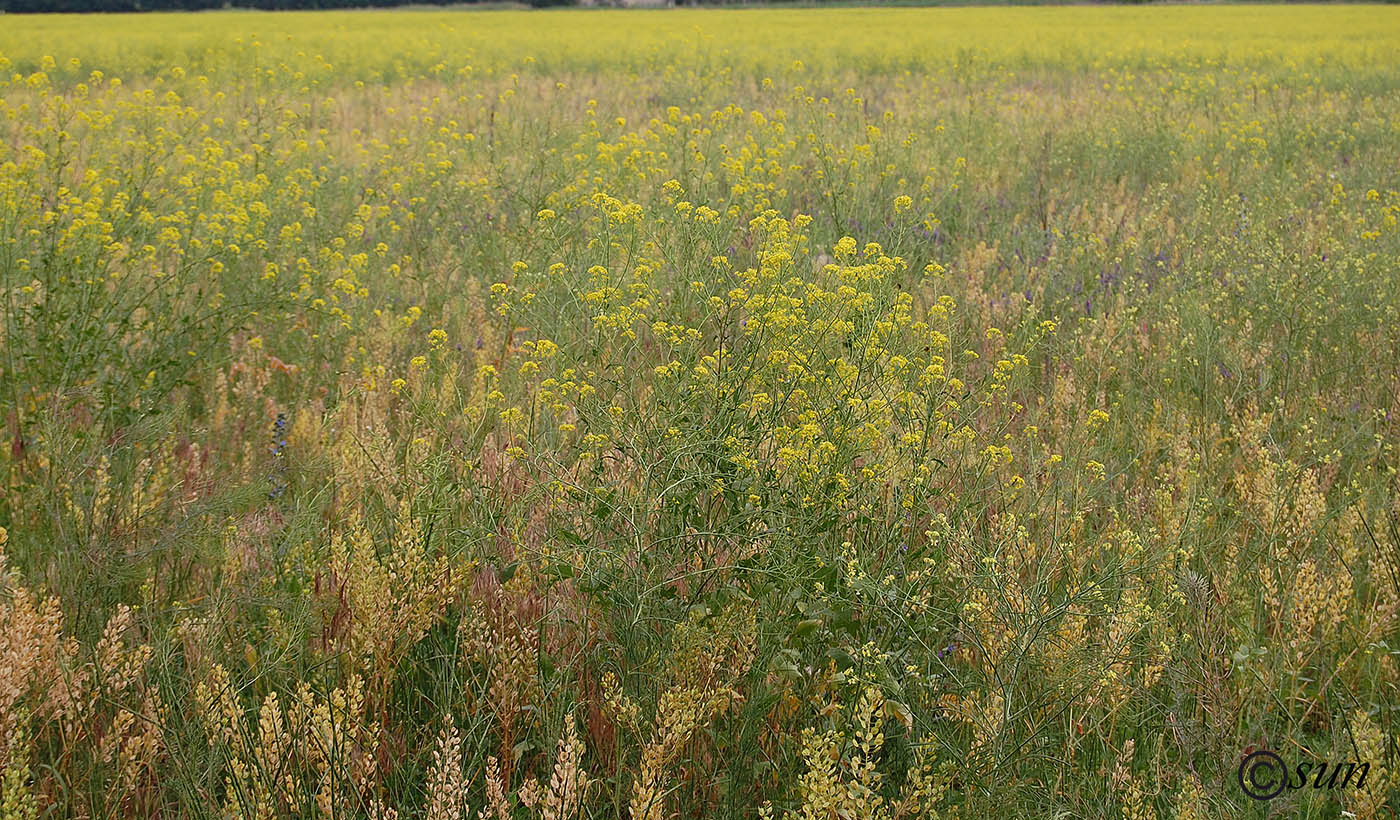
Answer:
1, 6, 1398, 818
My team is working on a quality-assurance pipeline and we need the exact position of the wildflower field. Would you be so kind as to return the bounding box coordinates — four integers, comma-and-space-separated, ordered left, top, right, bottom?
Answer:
3, 5, 1400, 817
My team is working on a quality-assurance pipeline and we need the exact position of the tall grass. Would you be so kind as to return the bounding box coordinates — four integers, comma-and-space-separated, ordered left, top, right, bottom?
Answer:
1, 7, 1398, 818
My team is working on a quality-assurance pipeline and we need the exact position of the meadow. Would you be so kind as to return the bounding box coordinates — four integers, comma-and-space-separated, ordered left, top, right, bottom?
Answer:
2, 5, 1399, 817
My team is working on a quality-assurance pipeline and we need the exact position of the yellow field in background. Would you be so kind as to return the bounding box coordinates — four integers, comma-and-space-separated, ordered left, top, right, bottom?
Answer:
3, 5, 1399, 80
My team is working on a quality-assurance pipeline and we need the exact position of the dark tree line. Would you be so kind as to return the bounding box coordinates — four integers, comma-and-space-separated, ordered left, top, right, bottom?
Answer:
6, 0, 1364, 15
0, 0, 571, 11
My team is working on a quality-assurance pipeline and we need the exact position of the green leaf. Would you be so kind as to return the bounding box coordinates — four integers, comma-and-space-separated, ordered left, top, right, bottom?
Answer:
884, 698, 914, 732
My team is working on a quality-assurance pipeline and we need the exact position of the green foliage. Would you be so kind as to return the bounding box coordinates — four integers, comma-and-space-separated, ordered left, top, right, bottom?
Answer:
1, 7, 1399, 819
